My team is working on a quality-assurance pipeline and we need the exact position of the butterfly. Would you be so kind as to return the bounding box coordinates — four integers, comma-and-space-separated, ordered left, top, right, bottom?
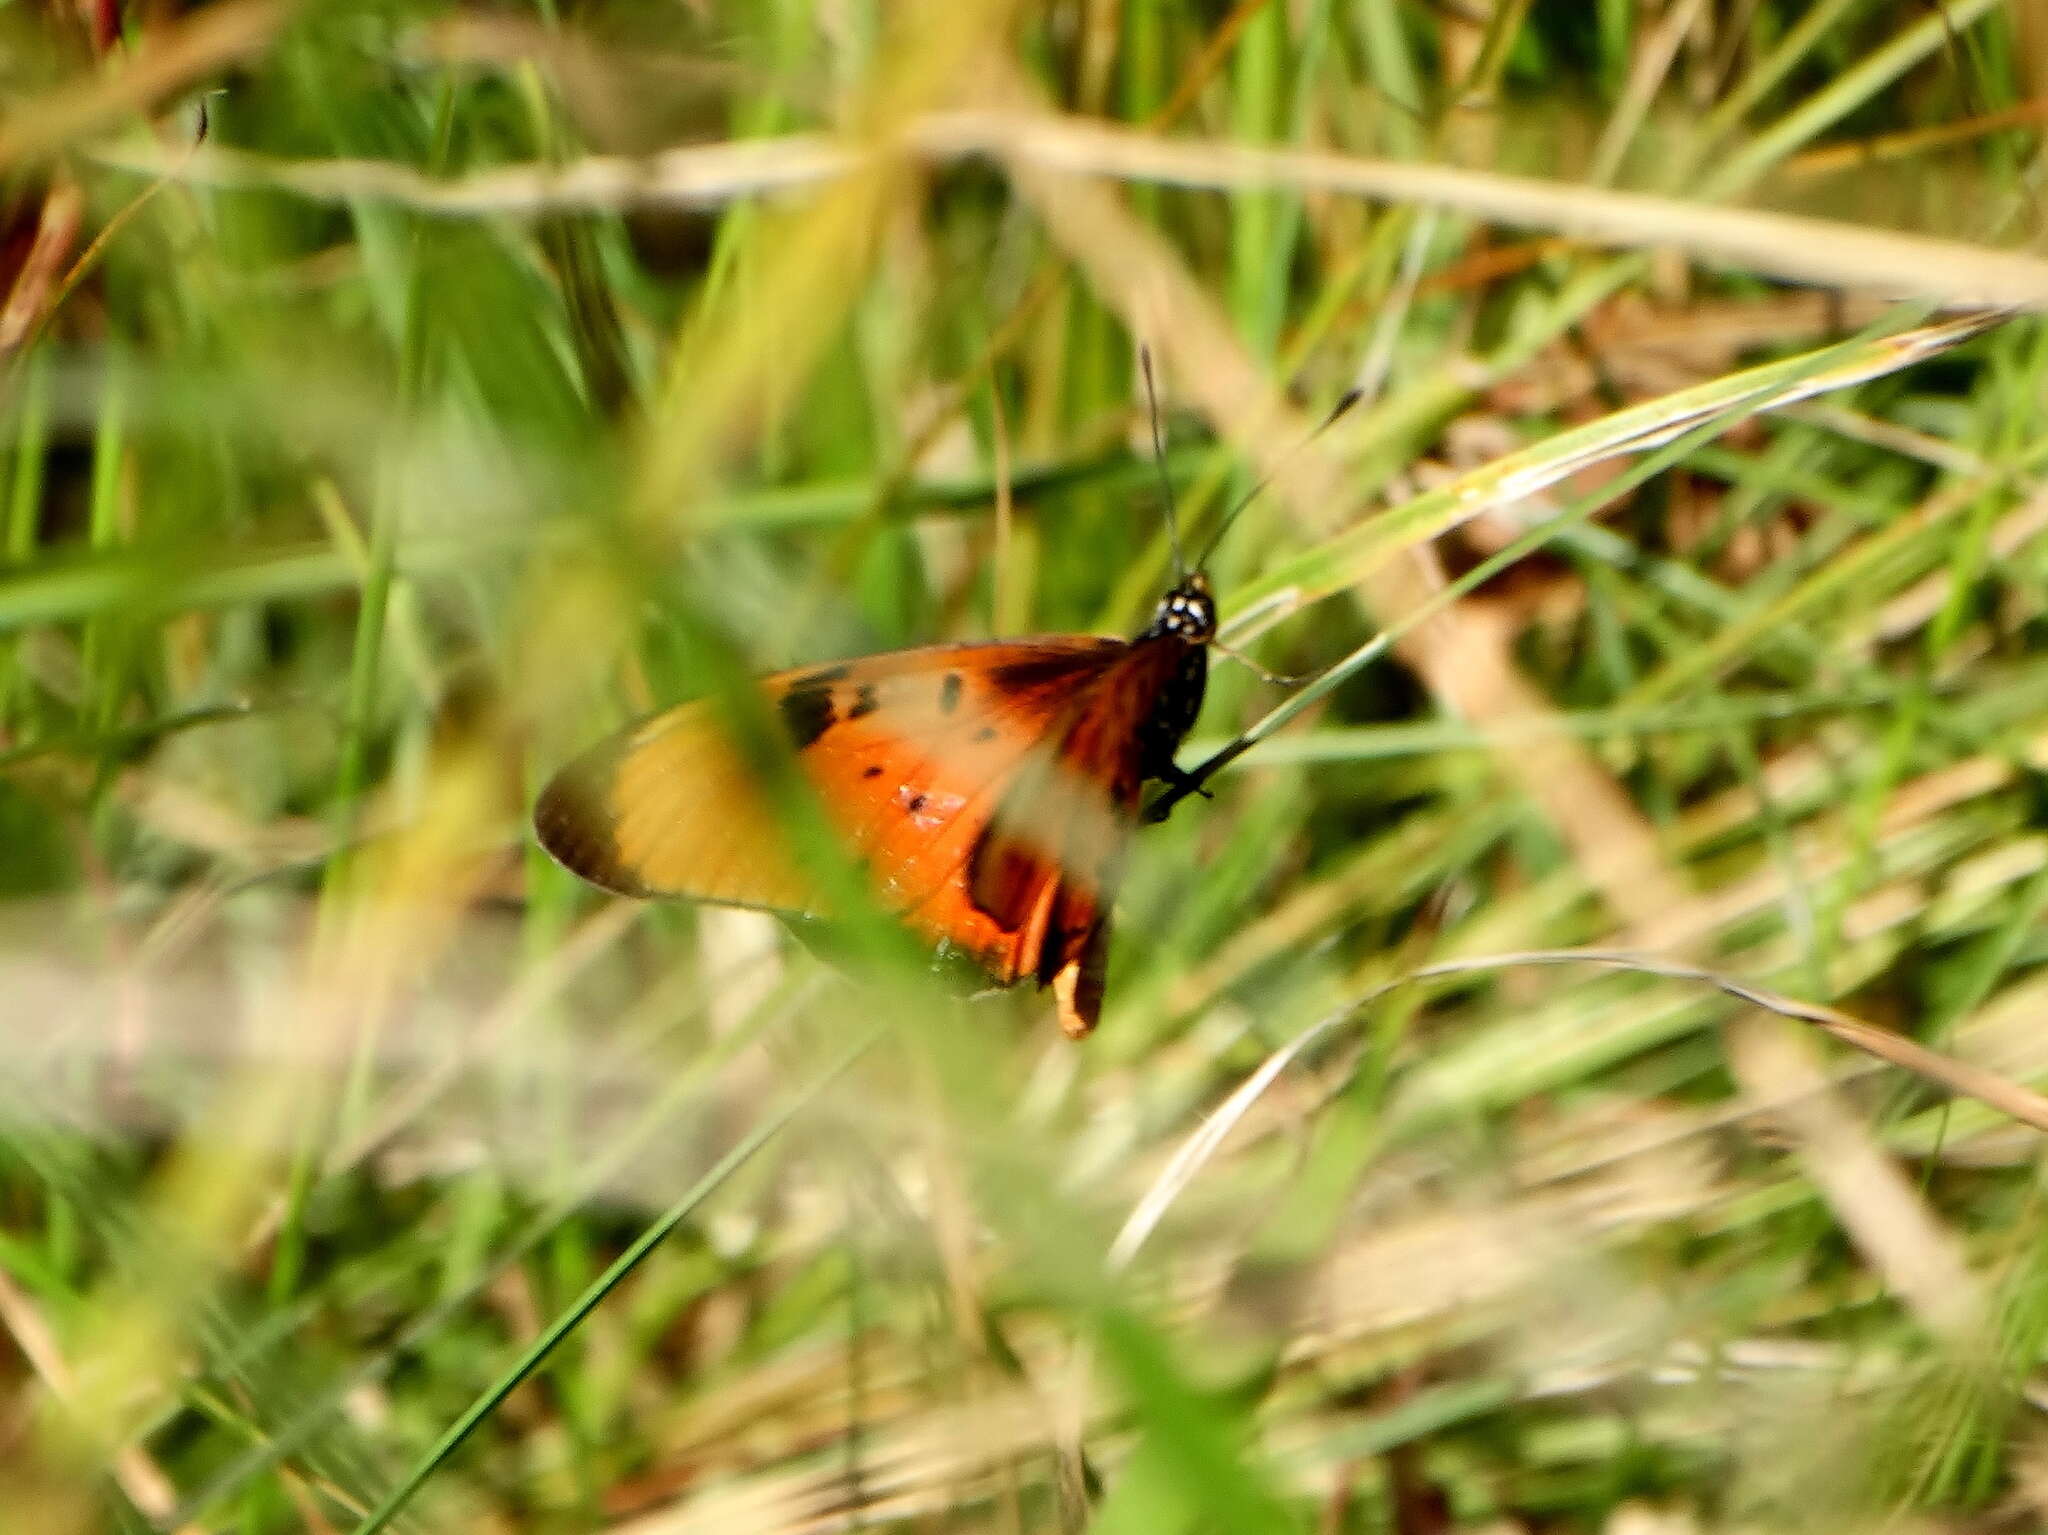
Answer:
533, 566, 1216, 1037
534, 359, 1349, 1037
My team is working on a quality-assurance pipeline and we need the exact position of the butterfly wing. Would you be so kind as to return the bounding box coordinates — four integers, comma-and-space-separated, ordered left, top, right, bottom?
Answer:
532, 640, 1119, 1010
535, 634, 1203, 1036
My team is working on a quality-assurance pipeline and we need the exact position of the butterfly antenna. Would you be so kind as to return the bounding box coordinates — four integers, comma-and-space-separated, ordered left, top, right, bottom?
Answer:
1194, 387, 1364, 572
1140, 346, 1189, 581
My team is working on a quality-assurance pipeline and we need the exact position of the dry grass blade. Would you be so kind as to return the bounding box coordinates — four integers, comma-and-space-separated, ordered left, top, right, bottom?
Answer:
0, 1267, 199, 1531
1729, 1023, 1982, 1337
0, 181, 84, 356
99, 112, 2048, 307
1107, 1019, 1335, 1271
0, 0, 289, 172
93, 133, 856, 214
1402, 953, 2048, 1134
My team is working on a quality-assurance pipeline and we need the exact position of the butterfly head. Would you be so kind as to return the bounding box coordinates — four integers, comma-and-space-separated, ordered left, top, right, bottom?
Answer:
1143, 571, 1217, 644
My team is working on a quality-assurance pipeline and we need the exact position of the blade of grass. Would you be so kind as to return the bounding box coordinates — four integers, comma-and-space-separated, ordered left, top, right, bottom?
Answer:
346, 1024, 880, 1535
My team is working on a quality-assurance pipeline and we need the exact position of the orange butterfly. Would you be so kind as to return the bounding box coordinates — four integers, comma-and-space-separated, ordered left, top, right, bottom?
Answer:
535, 361, 1344, 1037
534, 572, 1215, 1038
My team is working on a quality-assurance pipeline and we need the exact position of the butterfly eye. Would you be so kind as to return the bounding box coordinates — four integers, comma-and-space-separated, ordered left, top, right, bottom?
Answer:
1152, 587, 1216, 641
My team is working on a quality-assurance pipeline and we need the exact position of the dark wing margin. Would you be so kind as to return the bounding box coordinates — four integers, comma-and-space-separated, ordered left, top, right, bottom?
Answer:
533, 744, 651, 897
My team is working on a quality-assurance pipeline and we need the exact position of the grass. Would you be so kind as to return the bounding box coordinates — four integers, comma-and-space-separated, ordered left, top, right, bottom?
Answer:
4, 2, 2048, 1531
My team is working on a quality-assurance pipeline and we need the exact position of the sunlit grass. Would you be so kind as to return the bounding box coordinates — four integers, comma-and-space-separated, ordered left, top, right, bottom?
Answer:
3, 3, 2048, 1532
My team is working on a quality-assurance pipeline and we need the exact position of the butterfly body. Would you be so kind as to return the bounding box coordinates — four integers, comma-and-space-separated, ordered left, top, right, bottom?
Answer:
534, 574, 1217, 1038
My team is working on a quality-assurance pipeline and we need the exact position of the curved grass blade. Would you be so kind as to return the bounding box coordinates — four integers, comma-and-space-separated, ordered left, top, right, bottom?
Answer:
1111, 949, 2048, 1273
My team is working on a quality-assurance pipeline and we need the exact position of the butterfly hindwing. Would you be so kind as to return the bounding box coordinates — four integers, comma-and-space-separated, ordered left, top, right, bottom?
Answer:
965, 638, 1198, 1031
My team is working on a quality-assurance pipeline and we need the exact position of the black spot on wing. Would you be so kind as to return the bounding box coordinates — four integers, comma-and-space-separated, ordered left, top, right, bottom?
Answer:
778, 684, 836, 749
940, 673, 962, 713
848, 683, 879, 720
973, 726, 998, 743
862, 764, 884, 779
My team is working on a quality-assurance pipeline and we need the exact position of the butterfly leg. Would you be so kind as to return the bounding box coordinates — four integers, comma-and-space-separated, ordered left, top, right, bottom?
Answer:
1212, 640, 1305, 688
1143, 761, 1214, 824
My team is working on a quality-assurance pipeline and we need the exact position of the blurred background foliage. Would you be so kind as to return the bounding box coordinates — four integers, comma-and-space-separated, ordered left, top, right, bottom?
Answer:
4, 1, 2048, 1531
